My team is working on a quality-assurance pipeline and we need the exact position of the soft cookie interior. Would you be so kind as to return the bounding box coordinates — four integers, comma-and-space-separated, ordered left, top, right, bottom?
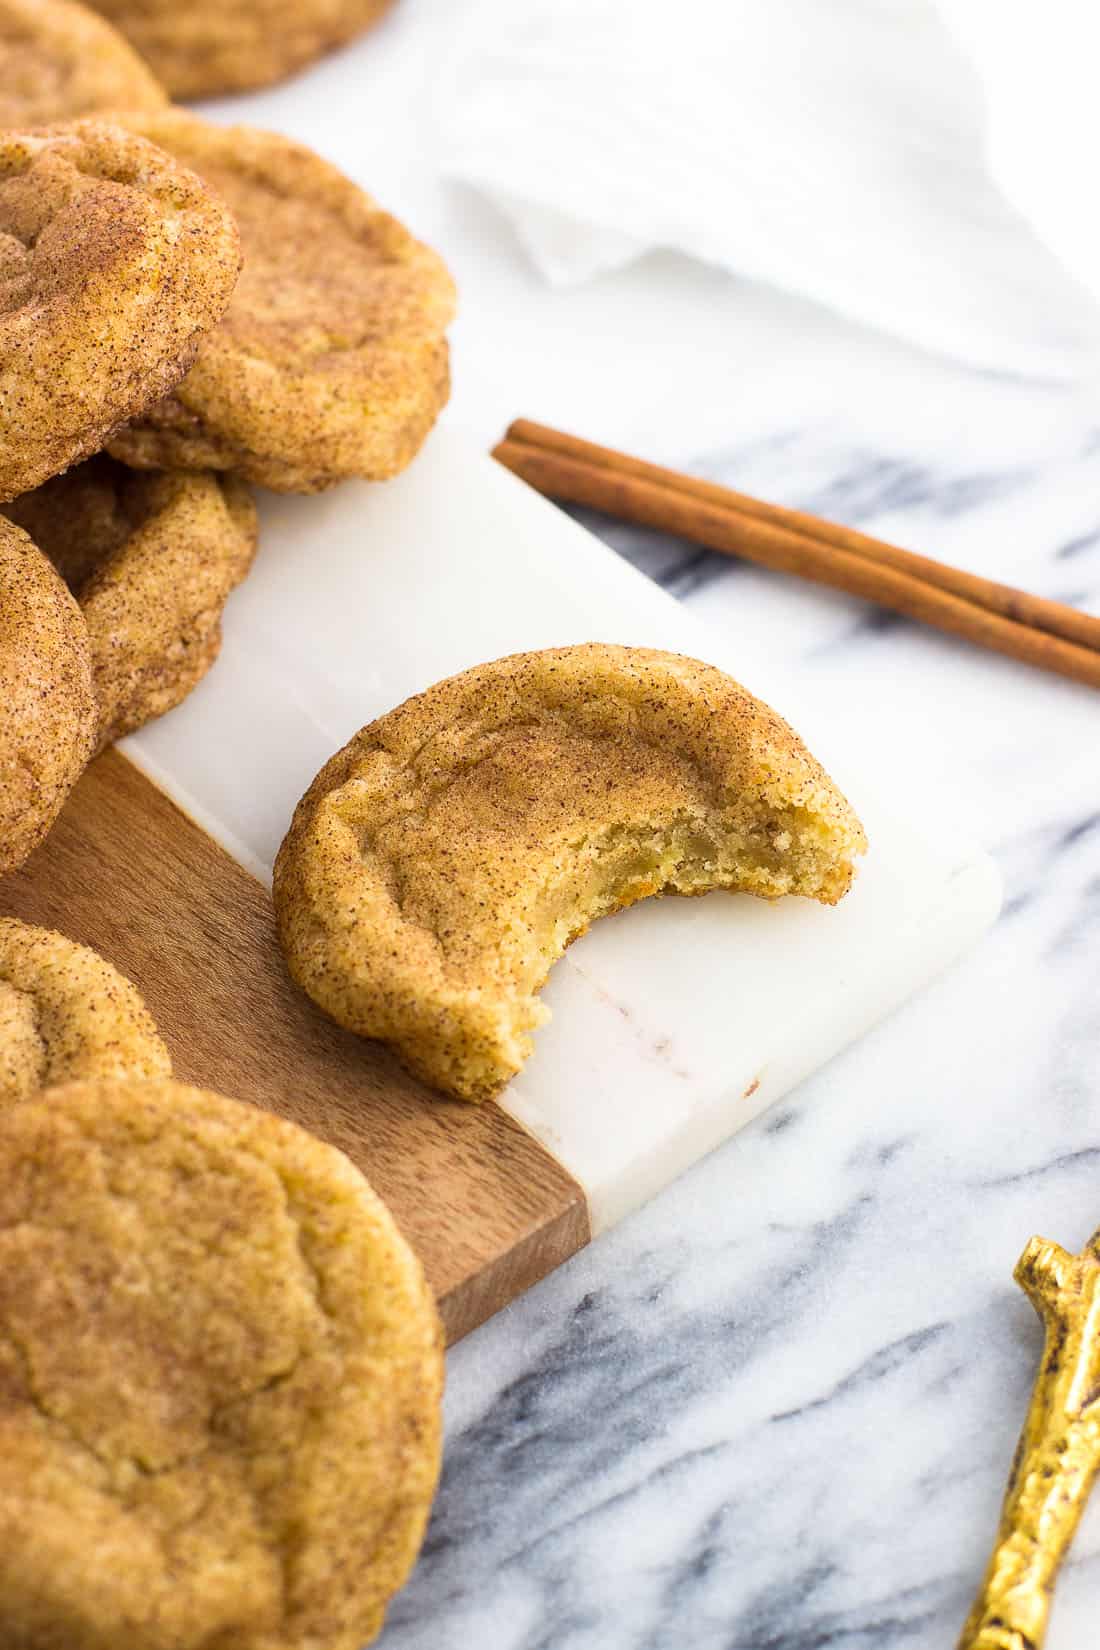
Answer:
401, 727, 850, 1097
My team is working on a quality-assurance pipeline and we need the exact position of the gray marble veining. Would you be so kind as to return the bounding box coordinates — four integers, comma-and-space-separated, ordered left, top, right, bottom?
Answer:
379, 322, 1100, 1649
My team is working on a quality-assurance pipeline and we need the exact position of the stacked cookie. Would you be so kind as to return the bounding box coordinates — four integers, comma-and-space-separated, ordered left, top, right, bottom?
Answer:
0, 919, 443, 1650
0, 0, 455, 882
88, 0, 397, 100
0, 1069, 444, 1650
2, 0, 393, 106
0, 7, 451, 1645
0, 917, 170, 1105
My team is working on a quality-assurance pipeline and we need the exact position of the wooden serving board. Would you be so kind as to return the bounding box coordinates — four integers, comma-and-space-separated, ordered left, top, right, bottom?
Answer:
4, 750, 588, 1345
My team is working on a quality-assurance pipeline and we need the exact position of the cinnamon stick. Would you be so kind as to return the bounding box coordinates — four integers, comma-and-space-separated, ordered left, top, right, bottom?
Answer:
493, 420, 1100, 692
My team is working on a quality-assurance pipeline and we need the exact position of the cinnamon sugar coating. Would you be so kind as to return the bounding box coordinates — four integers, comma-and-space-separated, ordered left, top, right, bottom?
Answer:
0, 1079, 443, 1650
0, 119, 240, 501
109, 112, 455, 493
273, 643, 868, 1102
0, 918, 170, 1108
0, 519, 95, 878
0, 0, 166, 126
87, 0, 395, 100
5, 456, 257, 749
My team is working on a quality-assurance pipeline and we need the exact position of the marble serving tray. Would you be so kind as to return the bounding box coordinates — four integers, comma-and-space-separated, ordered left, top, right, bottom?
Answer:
119, 426, 1001, 1240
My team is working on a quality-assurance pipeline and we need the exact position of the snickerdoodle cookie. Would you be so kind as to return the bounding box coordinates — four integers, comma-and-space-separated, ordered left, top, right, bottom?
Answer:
274, 643, 868, 1102
0, 1078, 443, 1650
109, 112, 455, 493
0, 119, 240, 501
0, 918, 170, 1107
4, 457, 257, 749
87, 0, 394, 100
0, 0, 166, 127
0, 520, 95, 879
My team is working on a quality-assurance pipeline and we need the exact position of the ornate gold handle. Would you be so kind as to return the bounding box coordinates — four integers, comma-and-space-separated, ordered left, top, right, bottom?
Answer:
957, 1231, 1100, 1649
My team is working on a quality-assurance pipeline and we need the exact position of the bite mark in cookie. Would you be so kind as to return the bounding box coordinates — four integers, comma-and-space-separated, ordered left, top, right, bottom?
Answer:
274, 643, 867, 1101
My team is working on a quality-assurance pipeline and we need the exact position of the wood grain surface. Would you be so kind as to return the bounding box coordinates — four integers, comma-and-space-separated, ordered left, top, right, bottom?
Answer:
2, 750, 591, 1342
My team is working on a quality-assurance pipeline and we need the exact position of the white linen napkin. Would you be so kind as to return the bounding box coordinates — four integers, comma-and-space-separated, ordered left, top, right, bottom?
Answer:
435, 0, 1100, 379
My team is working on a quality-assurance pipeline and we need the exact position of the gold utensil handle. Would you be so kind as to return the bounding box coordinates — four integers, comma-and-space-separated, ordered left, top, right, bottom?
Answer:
957, 1234, 1100, 1650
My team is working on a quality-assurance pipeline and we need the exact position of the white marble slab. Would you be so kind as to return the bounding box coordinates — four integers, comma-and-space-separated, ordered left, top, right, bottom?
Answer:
125, 429, 998, 1230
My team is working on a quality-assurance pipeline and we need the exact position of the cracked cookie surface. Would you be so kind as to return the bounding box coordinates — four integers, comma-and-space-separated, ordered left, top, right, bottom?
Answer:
0, 918, 169, 1107
0, 518, 96, 878
87, 0, 394, 100
273, 643, 867, 1102
0, 0, 166, 126
0, 118, 240, 501
109, 111, 455, 493
0, 1078, 443, 1650
5, 456, 257, 749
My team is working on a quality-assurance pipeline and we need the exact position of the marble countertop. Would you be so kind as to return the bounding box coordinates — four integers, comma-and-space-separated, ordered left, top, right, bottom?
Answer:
208, 9, 1100, 1645
378, 370, 1100, 1649
384, 366, 1100, 1650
